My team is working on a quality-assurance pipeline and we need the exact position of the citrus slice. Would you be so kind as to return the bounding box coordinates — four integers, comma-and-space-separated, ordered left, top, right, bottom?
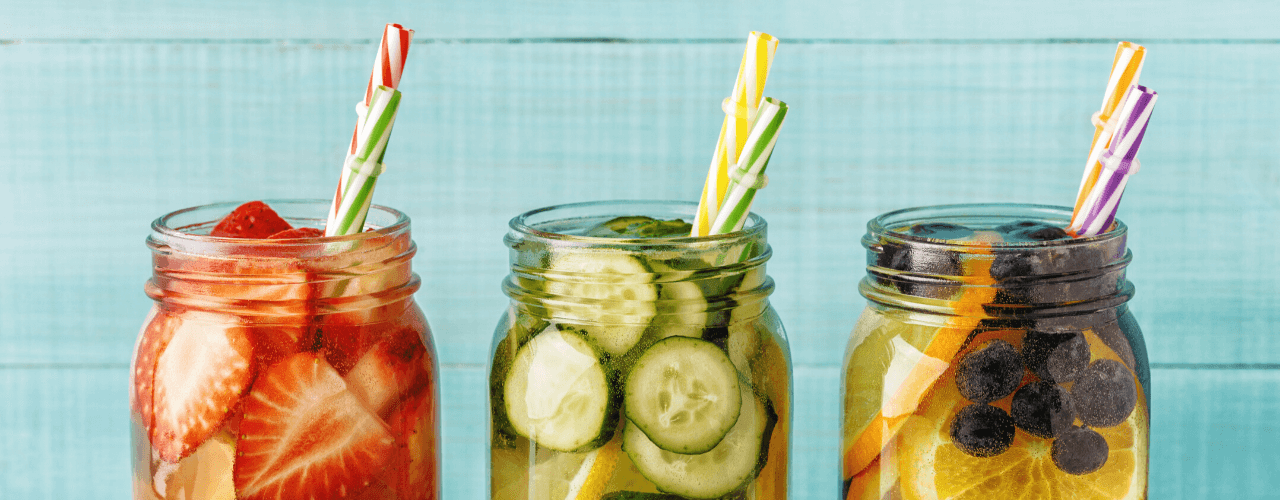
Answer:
843, 237, 1000, 482
896, 332, 1148, 500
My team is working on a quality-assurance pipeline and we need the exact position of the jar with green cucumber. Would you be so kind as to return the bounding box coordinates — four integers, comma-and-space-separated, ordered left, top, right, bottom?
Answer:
488, 201, 791, 500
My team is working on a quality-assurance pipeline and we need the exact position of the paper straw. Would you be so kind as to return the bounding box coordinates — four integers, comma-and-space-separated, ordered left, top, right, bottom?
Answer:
326, 85, 402, 236
1071, 42, 1145, 218
327, 24, 414, 230
692, 32, 779, 237
708, 97, 788, 235
1069, 85, 1157, 237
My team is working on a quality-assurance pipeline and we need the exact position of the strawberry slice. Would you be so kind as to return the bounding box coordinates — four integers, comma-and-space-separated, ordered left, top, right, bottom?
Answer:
268, 227, 325, 239
345, 332, 428, 418
132, 308, 178, 431
150, 312, 255, 462
210, 201, 294, 238
385, 380, 439, 500
235, 352, 396, 500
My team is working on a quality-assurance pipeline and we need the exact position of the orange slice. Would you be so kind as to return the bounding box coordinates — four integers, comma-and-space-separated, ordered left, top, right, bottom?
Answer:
896, 330, 1148, 499
843, 238, 999, 484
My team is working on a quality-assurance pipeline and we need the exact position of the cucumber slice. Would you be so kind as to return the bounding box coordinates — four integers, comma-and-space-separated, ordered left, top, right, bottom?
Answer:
490, 312, 551, 448
625, 337, 741, 454
624, 383, 775, 499
504, 325, 616, 451
543, 252, 657, 355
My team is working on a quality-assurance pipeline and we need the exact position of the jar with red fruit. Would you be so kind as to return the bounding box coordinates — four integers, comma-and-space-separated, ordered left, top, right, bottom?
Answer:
130, 200, 438, 500
840, 204, 1149, 499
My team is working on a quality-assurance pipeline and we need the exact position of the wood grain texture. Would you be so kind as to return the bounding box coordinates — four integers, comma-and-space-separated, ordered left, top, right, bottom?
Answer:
3, 2, 1279, 497
4, 1, 1280, 40
2, 42, 1278, 367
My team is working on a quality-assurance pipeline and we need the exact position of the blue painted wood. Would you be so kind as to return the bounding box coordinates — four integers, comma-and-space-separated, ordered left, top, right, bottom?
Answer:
2, 42, 1278, 367
4, 0, 1280, 39
3, 2, 1280, 497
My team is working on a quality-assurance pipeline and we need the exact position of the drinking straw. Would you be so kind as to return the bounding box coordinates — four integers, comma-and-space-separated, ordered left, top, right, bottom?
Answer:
326, 23, 414, 230
1071, 42, 1145, 219
326, 85, 402, 236
708, 97, 788, 235
1068, 85, 1157, 237
692, 32, 779, 237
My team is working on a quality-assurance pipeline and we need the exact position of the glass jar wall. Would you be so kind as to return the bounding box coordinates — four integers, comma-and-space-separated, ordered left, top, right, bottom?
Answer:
841, 204, 1148, 499
489, 201, 792, 499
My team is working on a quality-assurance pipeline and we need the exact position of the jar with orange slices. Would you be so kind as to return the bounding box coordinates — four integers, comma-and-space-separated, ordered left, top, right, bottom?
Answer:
841, 204, 1148, 500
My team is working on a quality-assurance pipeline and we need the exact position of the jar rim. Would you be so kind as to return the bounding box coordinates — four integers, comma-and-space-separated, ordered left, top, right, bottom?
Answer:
151, 199, 410, 246
867, 203, 1127, 249
509, 200, 766, 245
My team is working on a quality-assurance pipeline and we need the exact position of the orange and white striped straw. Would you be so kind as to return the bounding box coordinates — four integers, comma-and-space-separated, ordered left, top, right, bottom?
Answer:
1071, 41, 1144, 220
326, 23, 414, 230
692, 32, 778, 237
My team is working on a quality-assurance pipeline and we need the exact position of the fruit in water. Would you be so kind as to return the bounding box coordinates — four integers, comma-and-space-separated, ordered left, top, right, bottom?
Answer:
210, 201, 294, 239
955, 340, 1023, 403
345, 334, 429, 418
1052, 426, 1110, 475
999, 222, 1070, 242
994, 220, 1041, 234
1022, 330, 1091, 383
147, 313, 255, 462
908, 222, 974, 240
1011, 381, 1076, 439
235, 352, 396, 500
267, 227, 325, 239
1071, 359, 1138, 427
949, 404, 1015, 458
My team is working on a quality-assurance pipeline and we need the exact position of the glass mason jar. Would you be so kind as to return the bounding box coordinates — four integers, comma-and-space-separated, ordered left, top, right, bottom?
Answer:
488, 201, 792, 500
840, 204, 1149, 499
130, 200, 439, 500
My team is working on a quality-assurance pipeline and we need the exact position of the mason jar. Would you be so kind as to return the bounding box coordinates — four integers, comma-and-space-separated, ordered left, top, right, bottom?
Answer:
840, 204, 1148, 499
130, 200, 439, 500
489, 200, 792, 499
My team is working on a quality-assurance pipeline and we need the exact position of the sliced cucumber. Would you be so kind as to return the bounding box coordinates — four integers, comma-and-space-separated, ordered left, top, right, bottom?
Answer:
543, 252, 657, 355
625, 337, 741, 454
624, 382, 775, 499
504, 325, 616, 452
490, 311, 551, 448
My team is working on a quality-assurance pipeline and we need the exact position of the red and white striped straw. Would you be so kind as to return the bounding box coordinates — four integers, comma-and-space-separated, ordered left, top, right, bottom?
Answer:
326, 24, 414, 230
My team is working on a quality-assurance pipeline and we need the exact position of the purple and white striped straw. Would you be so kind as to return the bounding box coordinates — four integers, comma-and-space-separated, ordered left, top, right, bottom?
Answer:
1068, 84, 1158, 237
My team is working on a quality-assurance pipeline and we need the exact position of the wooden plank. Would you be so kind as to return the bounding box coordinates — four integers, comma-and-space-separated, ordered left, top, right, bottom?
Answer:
6, 1, 1280, 40
2, 42, 1278, 368
3, 365, 1276, 498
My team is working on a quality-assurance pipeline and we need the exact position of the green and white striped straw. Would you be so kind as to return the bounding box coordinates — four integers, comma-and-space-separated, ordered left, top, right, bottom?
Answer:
708, 97, 788, 235
326, 85, 402, 236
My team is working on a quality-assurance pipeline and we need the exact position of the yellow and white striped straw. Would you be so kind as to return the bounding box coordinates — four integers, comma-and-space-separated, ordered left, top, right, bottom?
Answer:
1072, 41, 1145, 217
692, 32, 779, 237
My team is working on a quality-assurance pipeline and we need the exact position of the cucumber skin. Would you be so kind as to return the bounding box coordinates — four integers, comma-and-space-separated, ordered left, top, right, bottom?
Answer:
489, 314, 548, 448
624, 336, 742, 455
498, 323, 622, 452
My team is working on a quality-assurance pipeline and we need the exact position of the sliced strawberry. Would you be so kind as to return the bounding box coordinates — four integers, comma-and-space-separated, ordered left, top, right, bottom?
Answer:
345, 332, 429, 418
150, 313, 255, 462
320, 304, 428, 375
132, 307, 179, 431
385, 379, 439, 500
235, 352, 396, 500
210, 201, 294, 238
268, 227, 325, 239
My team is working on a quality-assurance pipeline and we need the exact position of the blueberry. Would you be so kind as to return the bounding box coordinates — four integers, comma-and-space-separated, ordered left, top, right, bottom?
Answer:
908, 222, 974, 241
950, 404, 1016, 458
874, 242, 962, 299
1021, 331, 1091, 383
999, 222, 1071, 243
989, 251, 1035, 280
1071, 359, 1138, 427
955, 340, 1024, 403
1051, 426, 1110, 475
1011, 381, 1076, 438
994, 220, 1040, 233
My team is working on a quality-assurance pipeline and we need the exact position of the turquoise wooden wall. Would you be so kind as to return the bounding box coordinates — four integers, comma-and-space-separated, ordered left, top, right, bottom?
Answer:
3, 1, 1279, 498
